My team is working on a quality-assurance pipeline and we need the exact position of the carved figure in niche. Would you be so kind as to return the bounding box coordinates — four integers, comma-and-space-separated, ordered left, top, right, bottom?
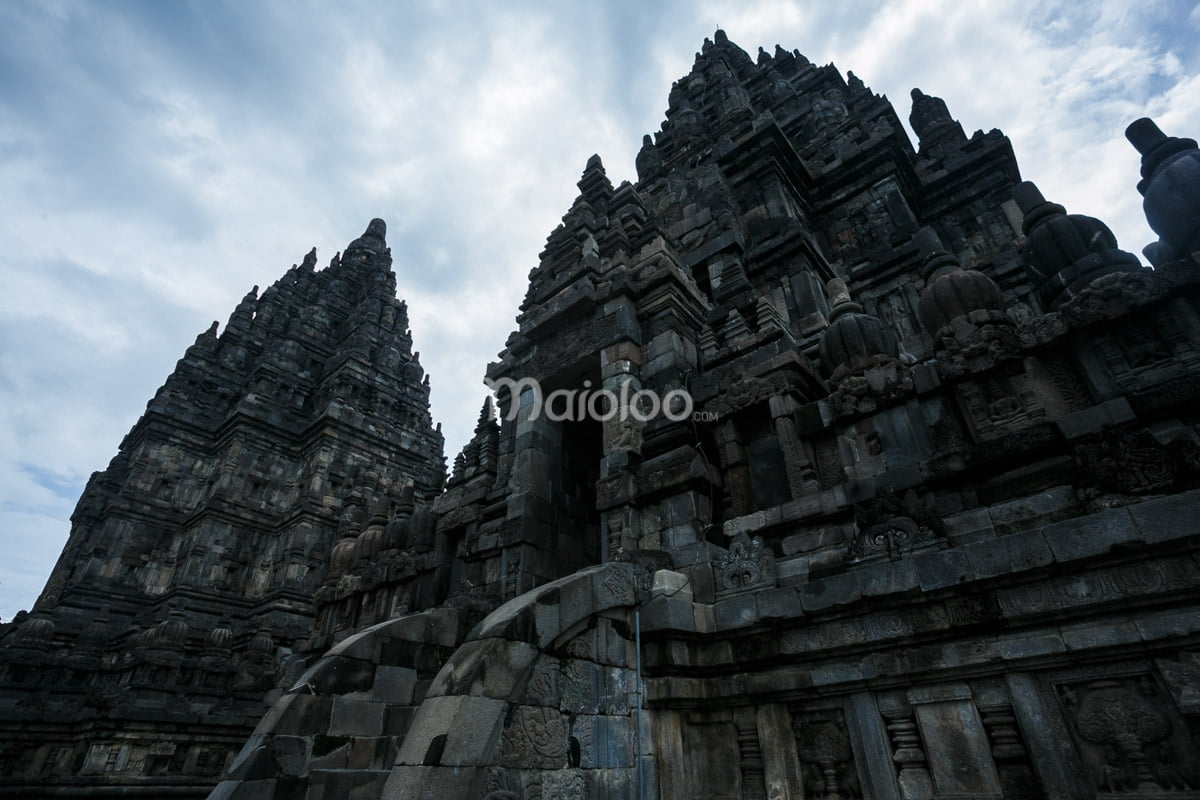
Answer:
1117, 322, 1174, 370
983, 375, 1021, 422
1157, 651, 1200, 714
793, 709, 864, 800
882, 291, 915, 339
1057, 676, 1200, 792
809, 88, 849, 138
865, 195, 891, 236
1074, 429, 1187, 495
764, 67, 798, 110
610, 416, 643, 456
956, 371, 1043, 439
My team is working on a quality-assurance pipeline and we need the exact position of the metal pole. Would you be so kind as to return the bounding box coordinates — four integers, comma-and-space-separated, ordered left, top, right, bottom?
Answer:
635, 608, 644, 800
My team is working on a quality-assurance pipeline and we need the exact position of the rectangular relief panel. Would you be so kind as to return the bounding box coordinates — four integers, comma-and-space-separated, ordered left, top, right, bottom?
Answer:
681, 713, 742, 800
1053, 671, 1200, 795
909, 684, 1003, 800
790, 700, 869, 799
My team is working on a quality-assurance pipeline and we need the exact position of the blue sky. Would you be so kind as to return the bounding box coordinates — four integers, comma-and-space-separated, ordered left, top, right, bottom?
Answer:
1, 0, 1198, 620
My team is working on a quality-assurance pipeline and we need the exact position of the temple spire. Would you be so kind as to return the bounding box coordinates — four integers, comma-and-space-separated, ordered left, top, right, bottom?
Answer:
577, 154, 614, 208
909, 87, 966, 154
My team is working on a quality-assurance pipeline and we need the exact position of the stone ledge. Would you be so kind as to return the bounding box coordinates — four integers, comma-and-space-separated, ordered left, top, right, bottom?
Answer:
1056, 397, 1136, 439
1042, 506, 1139, 562
914, 548, 972, 591
713, 593, 759, 630
800, 571, 861, 612
639, 595, 696, 633
961, 530, 1054, 579
1129, 488, 1200, 544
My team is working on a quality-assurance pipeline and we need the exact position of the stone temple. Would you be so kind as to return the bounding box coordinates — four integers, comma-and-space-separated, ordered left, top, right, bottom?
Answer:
2, 30, 1200, 800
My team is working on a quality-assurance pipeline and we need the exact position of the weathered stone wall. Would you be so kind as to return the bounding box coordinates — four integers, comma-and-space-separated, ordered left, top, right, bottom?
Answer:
640, 490, 1200, 798
211, 563, 644, 800
6, 28, 1200, 800
210, 607, 467, 800
0, 220, 446, 797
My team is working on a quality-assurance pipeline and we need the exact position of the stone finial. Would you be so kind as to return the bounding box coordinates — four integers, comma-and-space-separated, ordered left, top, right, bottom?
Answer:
408, 503, 436, 553
247, 628, 274, 655
577, 154, 614, 207
300, 247, 318, 271
636, 134, 661, 182
7, 608, 56, 650
155, 610, 190, 650
1124, 117, 1200, 264
819, 279, 899, 376
1014, 181, 1142, 308
1126, 117, 1198, 189
914, 227, 959, 282
475, 396, 497, 432
909, 88, 966, 154
346, 218, 387, 255
396, 483, 416, 516
914, 227, 1005, 335
205, 620, 234, 652
226, 285, 259, 334
826, 278, 853, 309
1012, 181, 1065, 235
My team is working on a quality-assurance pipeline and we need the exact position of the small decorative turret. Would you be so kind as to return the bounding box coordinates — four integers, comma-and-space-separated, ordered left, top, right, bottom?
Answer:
819, 279, 914, 417
154, 609, 190, 652
577, 154, 614, 209
408, 503, 436, 554
383, 485, 414, 551
356, 491, 390, 562
226, 286, 259, 336
449, 397, 501, 486
910, 88, 967, 155
200, 618, 236, 674
915, 227, 1020, 375
204, 619, 234, 654
915, 227, 1005, 334
1125, 117, 1200, 265
330, 498, 365, 577
819, 279, 900, 376
246, 628, 274, 657
6, 606, 56, 652
345, 218, 388, 258
636, 134, 662, 182
74, 605, 112, 656
300, 247, 318, 271
1013, 181, 1142, 309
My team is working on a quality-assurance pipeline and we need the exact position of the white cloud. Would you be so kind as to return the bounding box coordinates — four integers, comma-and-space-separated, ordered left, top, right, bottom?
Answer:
1, 0, 1197, 619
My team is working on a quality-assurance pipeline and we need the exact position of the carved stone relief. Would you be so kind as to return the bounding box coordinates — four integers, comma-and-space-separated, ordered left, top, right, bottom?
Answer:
1055, 674, 1200, 793
791, 707, 865, 800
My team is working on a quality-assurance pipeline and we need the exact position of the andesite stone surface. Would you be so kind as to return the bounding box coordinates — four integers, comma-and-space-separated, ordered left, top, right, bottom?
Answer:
3, 29, 1200, 800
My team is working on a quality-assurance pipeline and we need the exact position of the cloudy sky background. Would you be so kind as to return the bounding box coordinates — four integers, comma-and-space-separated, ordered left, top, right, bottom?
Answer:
1, 0, 1197, 620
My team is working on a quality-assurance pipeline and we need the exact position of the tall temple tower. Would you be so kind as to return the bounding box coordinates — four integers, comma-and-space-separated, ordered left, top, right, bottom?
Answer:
0, 220, 444, 795
5, 31, 1200, 800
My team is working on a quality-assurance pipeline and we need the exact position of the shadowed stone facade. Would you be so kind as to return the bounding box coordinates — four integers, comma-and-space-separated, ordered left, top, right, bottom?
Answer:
0, 221, 445, 797
4, 31, 1200, 800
